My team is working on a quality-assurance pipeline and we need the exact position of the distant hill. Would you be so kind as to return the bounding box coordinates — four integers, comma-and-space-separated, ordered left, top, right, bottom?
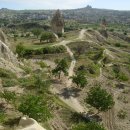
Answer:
0, 6, 130, 24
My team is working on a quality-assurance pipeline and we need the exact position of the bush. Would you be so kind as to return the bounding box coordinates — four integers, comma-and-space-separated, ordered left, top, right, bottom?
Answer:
115, 43, 121, 47
109, 28, 114, 32
2, 78, 18, 87
115, 43, 127, 48
118, 72, 129, 81
112, 64, 120, 74
93, 50, 103, 61
112, 65, 128, 81
37, 61, 47, 68
0, 110, 5, 123
0, 90, 16, 104
117, 110, 127, 119
18, 95, 52, 121
57, 33, 62, 37
19, 74, 50, 92
0, 68, 17, 79
87, 63, 100, 75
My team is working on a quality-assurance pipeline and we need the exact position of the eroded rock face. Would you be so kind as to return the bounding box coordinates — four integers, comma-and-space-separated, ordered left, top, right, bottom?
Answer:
0, 29, 18, 64
0, 29, 23, 75
0, 40, 18, 64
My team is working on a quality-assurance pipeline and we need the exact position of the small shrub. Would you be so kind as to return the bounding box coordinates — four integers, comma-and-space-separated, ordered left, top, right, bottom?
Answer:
109, 28, 114, 32
18, 76, 35, 88
115, 43, 127, 48
2, 78, 18, 87
115, 43, 121, 47
0, 110, 5, 123
124, 31, 127, 35
57, 33, 62, 37
20, 65, 32, 74
87, 63, 100, 75
0, 90, 16, 104
117, 110, 127, 119
37, 61, 47, 68
112, 64, 120, 75
0, 68, 16, 79
118, 73, 129, 81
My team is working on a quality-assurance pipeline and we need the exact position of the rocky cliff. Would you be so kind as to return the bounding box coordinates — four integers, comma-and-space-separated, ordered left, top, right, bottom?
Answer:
0, 29, 22, 75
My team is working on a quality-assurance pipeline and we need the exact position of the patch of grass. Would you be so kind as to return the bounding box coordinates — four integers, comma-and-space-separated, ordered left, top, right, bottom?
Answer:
115, 43, 128, 48
87, 63, 100, 77
118, 72, 129, 81
16, 43, 66, 58
0, 68, 17, 79
36, 61, 47, 68
0, 111, 5, 123
19, 65, 32, 74
2, 78, 18, 87
112, 65, 129, 81
18, 76, 35, 88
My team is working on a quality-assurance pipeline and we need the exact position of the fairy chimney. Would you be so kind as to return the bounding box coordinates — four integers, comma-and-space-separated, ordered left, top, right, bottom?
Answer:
51, 9, 64, 34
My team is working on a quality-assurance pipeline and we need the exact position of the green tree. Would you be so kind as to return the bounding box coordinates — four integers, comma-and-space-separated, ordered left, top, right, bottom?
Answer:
52, 58, 68, 79
86, 86, 114, 114
32, 29, 42, 38
72, 122, 106, 130
40, 32, 56, 43
18, 95, 51, 121
71, 72, 87, 88
16, 43, 25, 57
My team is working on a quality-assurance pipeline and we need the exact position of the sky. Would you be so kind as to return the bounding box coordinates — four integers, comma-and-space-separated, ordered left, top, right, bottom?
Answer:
0, 0, 130, 10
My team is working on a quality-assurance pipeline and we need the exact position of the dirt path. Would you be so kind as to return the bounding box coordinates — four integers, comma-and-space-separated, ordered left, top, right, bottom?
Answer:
51, 30, 87, 113
102, 89, 115, 130
78, 29, 86, 40
103, 108, 115, 130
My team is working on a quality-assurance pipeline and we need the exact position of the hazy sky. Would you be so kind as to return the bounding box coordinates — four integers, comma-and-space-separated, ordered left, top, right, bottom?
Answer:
0, 0, 130, 10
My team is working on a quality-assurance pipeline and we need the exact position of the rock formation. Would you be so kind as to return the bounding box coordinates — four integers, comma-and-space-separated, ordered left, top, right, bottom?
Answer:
51, 9, 64, 34
0, 29, 22, 75
18, 117, 46, 130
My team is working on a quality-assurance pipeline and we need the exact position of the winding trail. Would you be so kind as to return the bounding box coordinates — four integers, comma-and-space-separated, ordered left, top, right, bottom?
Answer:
51, 30, 87, 112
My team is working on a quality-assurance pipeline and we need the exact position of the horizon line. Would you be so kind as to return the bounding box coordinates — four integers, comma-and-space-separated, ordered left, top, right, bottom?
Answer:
0, 6, 130, 11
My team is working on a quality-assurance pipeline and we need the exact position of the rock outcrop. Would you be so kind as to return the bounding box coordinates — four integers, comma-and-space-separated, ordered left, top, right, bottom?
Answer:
51, 9, 64, 34
0, 29, 18, 63
18, 117, 47, 130
0, 29, 22, 75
